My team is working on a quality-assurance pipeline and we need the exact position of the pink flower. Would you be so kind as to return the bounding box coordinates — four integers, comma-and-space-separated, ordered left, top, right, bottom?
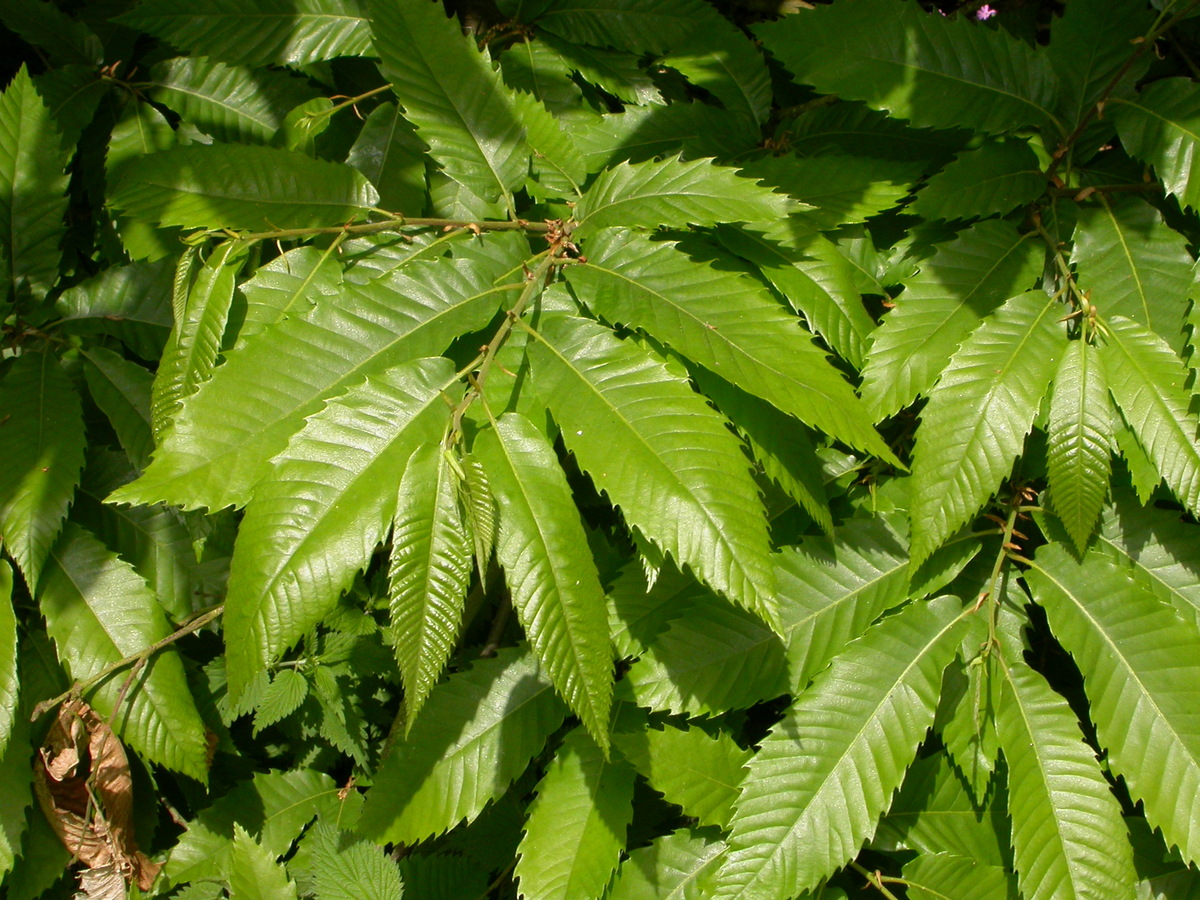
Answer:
976, 4, 997, 19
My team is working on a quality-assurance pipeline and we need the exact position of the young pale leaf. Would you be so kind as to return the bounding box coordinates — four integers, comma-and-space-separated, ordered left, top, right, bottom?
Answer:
475, 412, 612, 751
457, 454, 496, 583
252, 669, 308, 735
861, 219, 1044, 421
716, 595, 969, 900
147, 56, 319, 145
527, 314, 777, 625
715, 222, 873, 371
613, 723, 750, 830
369, 0, 527, 204
934, 650, 1003, 805
535, 0, 706, 55
1027, 544, 1200, 866
1101, 316, 1200, 516
1047, 340, 1113, 553
608, 829, 726, 900
1111, 78, 1200, 212
223, 358, 455, 700
516, 726, 635, 900
1072, 197, 1192, 351
0, 350, 85, 588
164, 767, 349, 886
775, 516, 911, 692
151, 240, 244, 438
1095, 487, 1200, 632
0, 562, 13, 757
911, 290, 1065, 568
566, 230, 897, 464
572, 156, 795, 237
996, 657, 1135, 900
358, 646, 568, 845
227, 824, 299, 900
109, 144, 379, 232
118, 0, 371, 67
0, 65, 71, 298
305, 820, 404, 900
110, 240, 525, 511
624, 590, 787, 717
38, 523, 209, 780
910, 140, 1045, 222
388, 443, 472, 731
754, 0, 1061, 137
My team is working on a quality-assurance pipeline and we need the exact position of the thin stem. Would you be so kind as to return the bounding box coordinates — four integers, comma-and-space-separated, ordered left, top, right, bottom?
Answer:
31, 604, 225, 721
849, 861, 905, 900
233, 216, 551, 243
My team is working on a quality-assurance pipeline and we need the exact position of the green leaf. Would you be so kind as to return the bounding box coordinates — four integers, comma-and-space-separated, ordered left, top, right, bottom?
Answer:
512, 87, 586, 199
227, 824, 299, 900
0, 561, 13, 757
910, 290, 1065, 568
252, 669, 309, 735
1072, 197, 1193, 351
572, 156, 795, 237
165, 768, 350, 886
223, 358, 455, 699
1047, 340, 1114, 553
38, 522, 209, 780
934, 650, 1003, 805
0, 65, 71, 298
861, 219, 1044, 421
55, 257, 175, 359
358, 646, 568, 845
608, 828, 726, 900
783, 99, 969, 164
568, 230, 894, 463
109, 144, 379, 232
388, 443, 472, 730
516, 726, 635, 900
1101, 316, 1200, 516
1110, 78, 1200, 212
902, 853, 1017, 900
110, 240, 524, 511
624, 590, 787, 717
1095, 487, 1200, 632
694, 371, 831, 533
152, 240, 245, 438
1047, 0, 1153, 132
237, 245, 344, 345
716, 595, 969, 900
118, 0, 372, 67
0, 350, 86, 588
744, 153, 923, 230
475, 412, 612, 750
606, 561, 707, 659
528, 313, 778, 624
572, 104, 753, 171
755, 0, 1061, 137
873, 752, 1009, 866
661, 22, 771, 126
911, 140, 1045, 222
74, 451, 200, 623
305, 820, 405, 900
346, 102, 428, 215
81, 348, 155, 472
1027, 543, 1200, 866
996, 657, 1135, 900
535, 0, 706, 55
0, 0, 102, 67
614, 722, 750, 829
369, 0, 527, 205
147, 56, 319, 145
775, 516, 911, 692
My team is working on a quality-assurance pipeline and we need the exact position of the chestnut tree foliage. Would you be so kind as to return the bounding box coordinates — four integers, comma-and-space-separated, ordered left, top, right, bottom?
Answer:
2, 0, 1200, 896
